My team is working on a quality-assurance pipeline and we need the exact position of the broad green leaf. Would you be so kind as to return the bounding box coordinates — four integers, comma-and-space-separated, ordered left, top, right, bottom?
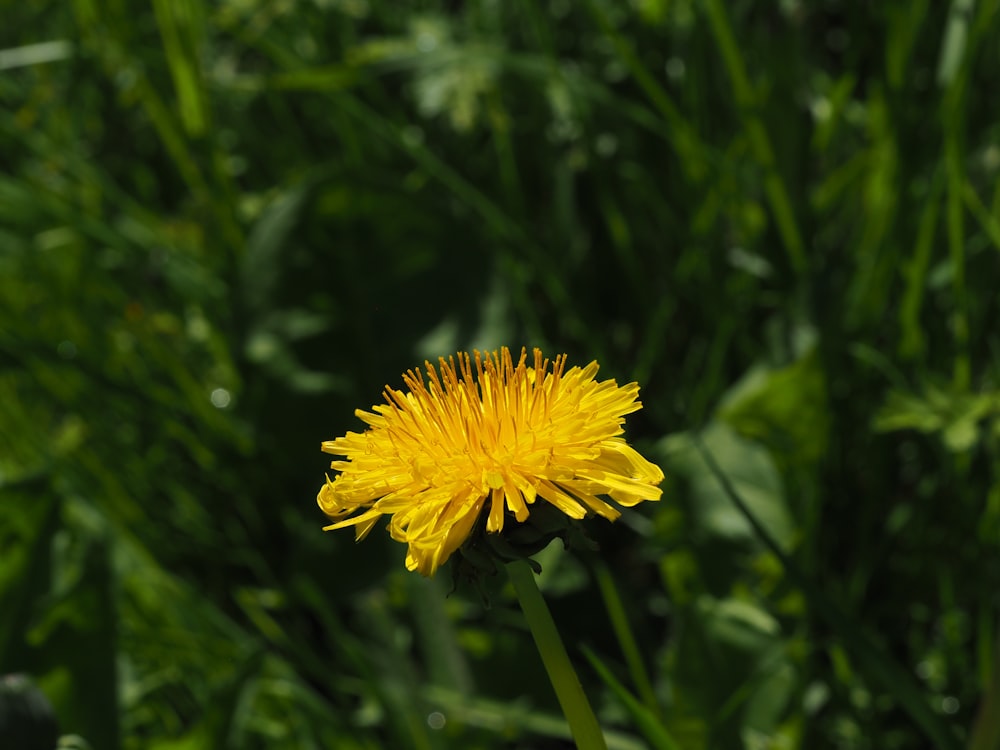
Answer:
874, 384, 998, 452
658, 422, 794, 551
718, 345, 828, 471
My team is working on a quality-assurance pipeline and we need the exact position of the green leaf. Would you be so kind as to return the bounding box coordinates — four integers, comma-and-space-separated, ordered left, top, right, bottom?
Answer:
718, 346, 829, 471
658, 422, 794, 551
873, 383, 998, 452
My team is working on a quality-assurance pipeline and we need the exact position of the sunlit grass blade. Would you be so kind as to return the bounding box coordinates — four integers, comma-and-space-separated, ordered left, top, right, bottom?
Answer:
582, 646, 683, 750
152, 0, 208, 137
898, 170, 944, 360
593, 560, 660, 718
0, 40, 73, 70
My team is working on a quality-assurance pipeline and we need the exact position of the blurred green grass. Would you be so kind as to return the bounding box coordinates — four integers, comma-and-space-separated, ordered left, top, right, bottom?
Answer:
2, 1, 1000, 748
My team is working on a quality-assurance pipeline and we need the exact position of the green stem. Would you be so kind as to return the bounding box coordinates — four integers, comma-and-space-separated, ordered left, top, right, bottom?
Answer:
507, 559, 607, 750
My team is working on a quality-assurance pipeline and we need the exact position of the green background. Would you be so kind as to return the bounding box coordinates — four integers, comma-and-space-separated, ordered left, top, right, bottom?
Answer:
2, 1, 999, 748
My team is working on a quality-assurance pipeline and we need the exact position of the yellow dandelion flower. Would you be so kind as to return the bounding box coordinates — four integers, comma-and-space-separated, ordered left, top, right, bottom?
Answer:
317, 347, 664, 576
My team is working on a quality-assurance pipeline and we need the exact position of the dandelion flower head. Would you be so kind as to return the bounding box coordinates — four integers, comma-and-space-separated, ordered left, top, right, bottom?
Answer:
318, 347, 664, 576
